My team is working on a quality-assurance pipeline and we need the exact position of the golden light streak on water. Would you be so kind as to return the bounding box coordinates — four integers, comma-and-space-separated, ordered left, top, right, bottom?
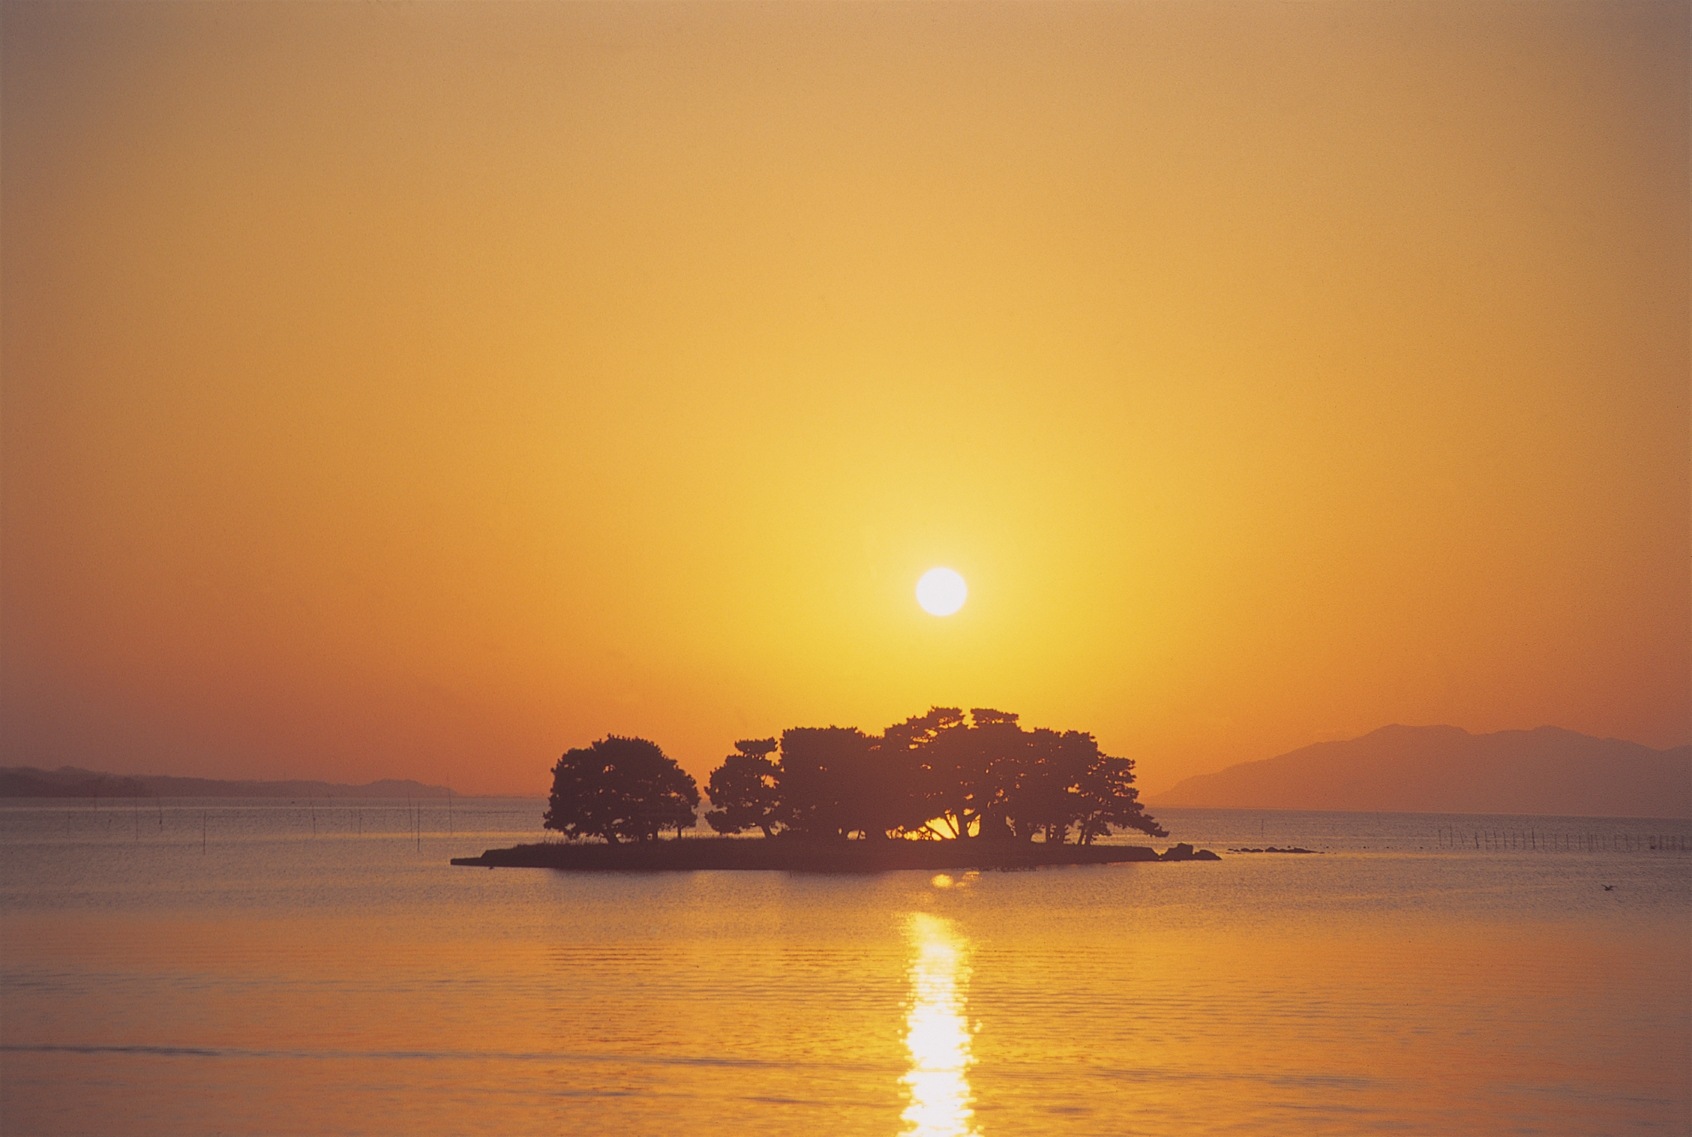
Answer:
900, 911, 979, 1137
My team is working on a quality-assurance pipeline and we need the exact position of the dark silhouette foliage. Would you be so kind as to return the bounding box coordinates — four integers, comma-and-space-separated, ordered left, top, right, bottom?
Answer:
705, 707, 1165, 843
774, 726, 915, 839
704, 738, 781, 837
544, 735, 700, 844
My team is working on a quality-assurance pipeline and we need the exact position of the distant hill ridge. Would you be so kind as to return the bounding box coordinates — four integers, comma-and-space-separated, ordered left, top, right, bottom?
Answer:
1150, 725, 1692, 819
0, 766, 452, 800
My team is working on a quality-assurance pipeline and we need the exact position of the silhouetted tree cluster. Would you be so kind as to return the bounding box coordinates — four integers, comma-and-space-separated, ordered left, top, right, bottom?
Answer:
703, 738, 780, 837
544, 735, 699, 844
704, 708, 1165, 843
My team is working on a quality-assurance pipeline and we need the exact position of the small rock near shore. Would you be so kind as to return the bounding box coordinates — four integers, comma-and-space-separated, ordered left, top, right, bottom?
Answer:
1159, 842, 1221, 861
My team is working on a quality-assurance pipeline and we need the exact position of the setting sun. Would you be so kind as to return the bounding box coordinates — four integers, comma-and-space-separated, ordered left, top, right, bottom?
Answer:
916, 568, 968, 617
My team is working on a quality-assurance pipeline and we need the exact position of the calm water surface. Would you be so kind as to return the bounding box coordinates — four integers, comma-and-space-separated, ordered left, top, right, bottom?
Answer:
2, 800, 1688, 1135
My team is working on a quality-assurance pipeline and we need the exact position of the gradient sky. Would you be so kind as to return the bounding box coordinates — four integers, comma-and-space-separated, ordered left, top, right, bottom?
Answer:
3, 1, 1687, 796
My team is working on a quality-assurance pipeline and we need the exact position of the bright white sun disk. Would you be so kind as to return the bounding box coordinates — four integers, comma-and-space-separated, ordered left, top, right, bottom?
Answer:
916, 568, 968, 616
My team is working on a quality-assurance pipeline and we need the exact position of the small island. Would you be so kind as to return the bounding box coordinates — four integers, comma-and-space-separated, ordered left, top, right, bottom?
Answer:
454, 708, 1220, 872
451, 838, 1224, 871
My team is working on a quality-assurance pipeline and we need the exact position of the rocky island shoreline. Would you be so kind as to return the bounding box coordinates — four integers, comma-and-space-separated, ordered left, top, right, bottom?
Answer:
451, 838, 1219, 872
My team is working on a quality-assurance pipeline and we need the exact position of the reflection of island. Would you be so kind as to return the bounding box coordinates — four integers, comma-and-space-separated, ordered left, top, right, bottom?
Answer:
454, 708, 1220, 869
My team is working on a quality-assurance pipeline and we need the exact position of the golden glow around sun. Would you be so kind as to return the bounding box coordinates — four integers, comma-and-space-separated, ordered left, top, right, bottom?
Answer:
916, 568, 968, 617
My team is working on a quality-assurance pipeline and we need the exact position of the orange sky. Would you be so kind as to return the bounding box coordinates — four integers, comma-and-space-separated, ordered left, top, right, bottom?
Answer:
3, 2, 1686, 796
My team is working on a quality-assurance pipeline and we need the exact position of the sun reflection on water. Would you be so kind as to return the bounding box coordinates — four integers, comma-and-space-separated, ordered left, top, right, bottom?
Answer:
900, 911, 979, 1137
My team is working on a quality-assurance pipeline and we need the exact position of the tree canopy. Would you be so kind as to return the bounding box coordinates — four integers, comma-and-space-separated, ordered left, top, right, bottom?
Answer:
544, 735, 700, 844
703, 707, 1165, 843
703, 738, 780, 838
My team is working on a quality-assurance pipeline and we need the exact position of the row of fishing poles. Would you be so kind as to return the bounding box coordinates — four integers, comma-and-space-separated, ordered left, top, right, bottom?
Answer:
82, 797, 449, 851
1434, 825, 1689, 853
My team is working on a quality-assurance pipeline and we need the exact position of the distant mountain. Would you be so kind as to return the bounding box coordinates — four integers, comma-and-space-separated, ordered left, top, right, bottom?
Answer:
1149, 725, 1692, 818
0, 766, 453, 800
